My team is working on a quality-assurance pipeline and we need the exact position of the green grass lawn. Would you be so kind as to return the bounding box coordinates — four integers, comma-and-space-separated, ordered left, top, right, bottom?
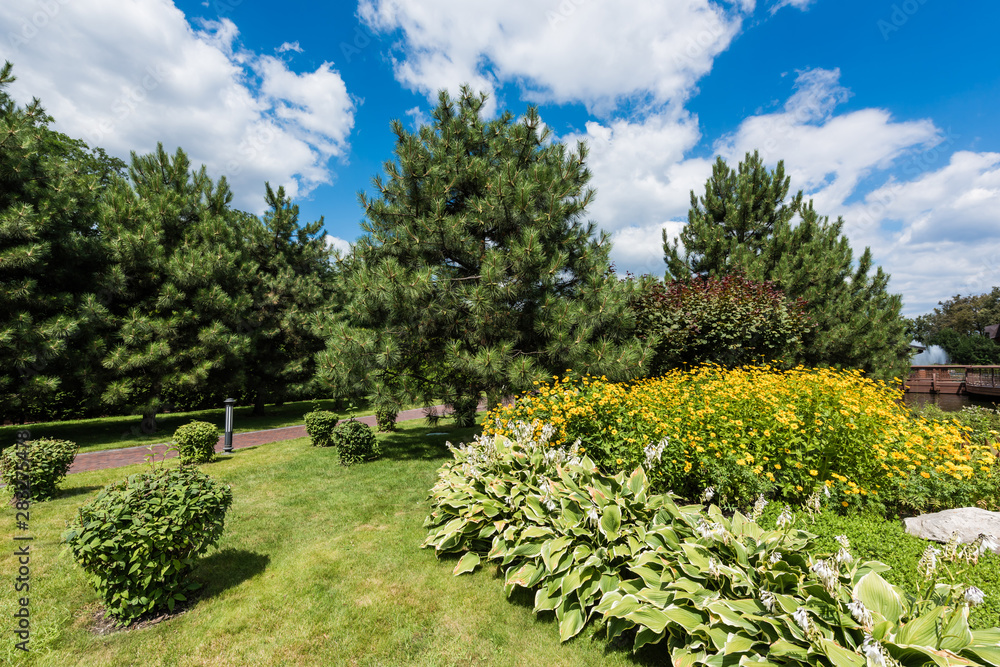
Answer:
0, 418, 652, 667
0, 398, 434, 455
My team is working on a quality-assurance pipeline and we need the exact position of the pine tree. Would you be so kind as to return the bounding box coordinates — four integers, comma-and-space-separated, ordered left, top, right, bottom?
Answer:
0, 62, 117, 423
317, 88, 652, 420
664, 151, 802, 279
663, 153, 911, 383
242, 184, 336, 415
99, 145, 253, 428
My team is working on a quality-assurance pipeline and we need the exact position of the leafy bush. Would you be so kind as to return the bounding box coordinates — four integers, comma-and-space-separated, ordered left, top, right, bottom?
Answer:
335, 420, 380, 466
424, 422, 1000, 663
0, 438, 77, 501
304, 410, 339, 447
172, 421, 219, 464
484, 366, 1000, 513
630, 273, 811, 374
375, 407, 397, 432
64, 465, 232, 624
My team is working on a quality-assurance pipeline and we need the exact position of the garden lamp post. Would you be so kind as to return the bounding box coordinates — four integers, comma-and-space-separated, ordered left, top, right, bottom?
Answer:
223, 398, 236, 454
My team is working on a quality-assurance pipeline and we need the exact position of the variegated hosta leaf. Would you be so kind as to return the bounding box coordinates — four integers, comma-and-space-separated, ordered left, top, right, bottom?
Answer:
422, 421, 1000, 663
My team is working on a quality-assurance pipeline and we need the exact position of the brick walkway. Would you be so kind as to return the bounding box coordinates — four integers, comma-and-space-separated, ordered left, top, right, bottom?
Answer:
69, 404, 470, 474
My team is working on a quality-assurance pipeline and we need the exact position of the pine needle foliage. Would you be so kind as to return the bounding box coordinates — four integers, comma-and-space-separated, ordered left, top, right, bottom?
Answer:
0, 62, 119, 422
99, 145, 253, 425
664, 151, 911, 382
318, 87, 652, 411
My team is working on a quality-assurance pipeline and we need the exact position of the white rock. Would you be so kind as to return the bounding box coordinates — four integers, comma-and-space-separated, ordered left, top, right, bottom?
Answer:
903, 508, 1000, 554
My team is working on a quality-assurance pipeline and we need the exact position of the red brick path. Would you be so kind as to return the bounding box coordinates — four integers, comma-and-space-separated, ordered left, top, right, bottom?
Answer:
68, 404, 471, 474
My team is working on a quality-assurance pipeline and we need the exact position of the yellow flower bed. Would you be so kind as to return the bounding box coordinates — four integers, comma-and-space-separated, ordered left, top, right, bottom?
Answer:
484, 365, 1000, 512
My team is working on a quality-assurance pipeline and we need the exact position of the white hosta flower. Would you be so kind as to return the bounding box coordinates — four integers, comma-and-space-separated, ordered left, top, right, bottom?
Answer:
862, 635, 887, 667
708, 557, 720, 577
697, 518, 727, 543
823, 484, 831, 498
917, 545, 940, 580
793, 607, 811, 633
835, 535, 850, 550
805, 490, 822, 514
943, 531, 961, 562
965, 586, 986, 606
701, 486, 716, 503
776, 506, 794, 529
769, 551, 782, 565
836, 547, 854, 565
979, 533, 999, 555
811, 559, 839, 594
643, 438, 667, 467
750, 494, 769, 521
586, 506, 599, 527
848, 598, 873, 628
543, 497, 557, 513
760, 590, 776, 612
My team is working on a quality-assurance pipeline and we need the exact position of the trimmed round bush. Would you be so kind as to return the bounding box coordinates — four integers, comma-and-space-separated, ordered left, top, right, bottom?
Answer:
0, 438, 78, 501
336, 420, 380, 466
375, 407, 397, 432
63, 465, 233, 624
172, 420, 219, 464
304, 410, 339, 447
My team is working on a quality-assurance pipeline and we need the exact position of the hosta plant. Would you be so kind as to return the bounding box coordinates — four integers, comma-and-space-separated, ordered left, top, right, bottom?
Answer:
423, 420, 1000, 664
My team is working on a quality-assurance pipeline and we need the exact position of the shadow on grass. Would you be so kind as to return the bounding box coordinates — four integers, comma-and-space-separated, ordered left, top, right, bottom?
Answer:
55, 485, 104, 500
377, 425, 482, 462
193, 548, 270, 599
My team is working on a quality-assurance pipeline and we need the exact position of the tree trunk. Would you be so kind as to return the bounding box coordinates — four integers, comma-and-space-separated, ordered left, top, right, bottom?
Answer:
141, 410, 157, 434
252, 390, 267, 416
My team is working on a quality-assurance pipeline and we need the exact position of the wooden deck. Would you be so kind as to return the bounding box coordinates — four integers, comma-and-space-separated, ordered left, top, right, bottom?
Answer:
906, 365, 1000, 396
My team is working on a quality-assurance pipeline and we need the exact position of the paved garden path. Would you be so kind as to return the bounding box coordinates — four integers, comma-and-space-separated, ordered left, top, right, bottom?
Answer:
69, 404, 477, 474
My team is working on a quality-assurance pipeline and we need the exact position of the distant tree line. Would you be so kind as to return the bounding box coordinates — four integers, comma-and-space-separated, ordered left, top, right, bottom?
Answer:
909, 289, 1000, 365
1, 62, 914, 428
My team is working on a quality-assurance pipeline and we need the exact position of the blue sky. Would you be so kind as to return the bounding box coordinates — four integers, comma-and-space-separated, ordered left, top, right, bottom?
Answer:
2, 0, 999, 316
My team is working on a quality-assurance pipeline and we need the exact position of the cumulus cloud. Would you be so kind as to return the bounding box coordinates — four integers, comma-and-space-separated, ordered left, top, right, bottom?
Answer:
564, 67, 952, 302
358, 0, 749, 114
325, 235, 353, 256
0, 0, 355, 212
277, 40, 303, 53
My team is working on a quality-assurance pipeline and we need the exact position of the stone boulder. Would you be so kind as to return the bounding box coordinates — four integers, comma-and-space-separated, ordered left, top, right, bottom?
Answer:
903, 507, 1000, 554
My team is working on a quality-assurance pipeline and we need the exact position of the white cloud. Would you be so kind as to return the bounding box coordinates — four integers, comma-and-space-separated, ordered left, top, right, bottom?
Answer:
0, 0, 355, 212
277, 40, 303, 53
325, 234, 353, 256
358, 0, 749, 114
565, 108, 708, 231
836, 151, 1000, 316
714, 68, 940, 212
771, 0, 815, 13
565, 67, 952, 307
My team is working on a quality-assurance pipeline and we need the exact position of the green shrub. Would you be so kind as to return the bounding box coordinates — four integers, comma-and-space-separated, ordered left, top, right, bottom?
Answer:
304, 410, 339, 447
64, 466, 232, 625
172, 420, 219, 464
375, 407, 397, 432
336, 420, 380, 466
0, 438, 78, 501
424, 420, 1000, 662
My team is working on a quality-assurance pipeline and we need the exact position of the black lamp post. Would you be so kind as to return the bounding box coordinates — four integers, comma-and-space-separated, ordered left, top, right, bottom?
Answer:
223, 398, 236, 454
